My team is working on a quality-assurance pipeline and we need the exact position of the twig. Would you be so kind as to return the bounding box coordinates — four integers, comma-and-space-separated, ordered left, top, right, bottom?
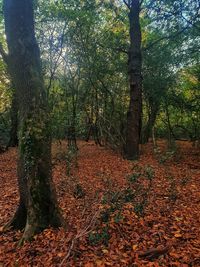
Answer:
59, 210, 100, 266
123, 0, 131, 9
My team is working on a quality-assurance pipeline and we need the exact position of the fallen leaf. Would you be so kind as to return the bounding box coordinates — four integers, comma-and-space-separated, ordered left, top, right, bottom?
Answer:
132, 244, 138, 251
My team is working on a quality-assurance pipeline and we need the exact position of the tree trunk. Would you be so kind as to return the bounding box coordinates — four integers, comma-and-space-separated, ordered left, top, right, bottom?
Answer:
142, 105, 158, 144
3, 0, 63, 242
152, 126, 157, 148
8, 89, 18, 147
124, 0, 142, 160
165, 104, 176, 149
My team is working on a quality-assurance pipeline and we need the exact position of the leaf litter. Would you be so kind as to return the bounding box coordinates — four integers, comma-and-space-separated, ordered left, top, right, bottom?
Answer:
0, 140, 200, 266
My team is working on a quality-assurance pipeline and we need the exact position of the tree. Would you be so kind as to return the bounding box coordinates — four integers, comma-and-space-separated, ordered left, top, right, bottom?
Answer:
3, 0, 63, 242
123, 0, 142, 160
141, 31, 177, 144
140, 0, 200, 144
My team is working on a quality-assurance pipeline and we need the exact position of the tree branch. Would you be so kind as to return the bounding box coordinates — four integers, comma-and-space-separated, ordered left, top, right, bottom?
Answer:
46, 22, 67, 94
123, 0, 131, 9
143, 27, 188, 51
97, 42, 128, 54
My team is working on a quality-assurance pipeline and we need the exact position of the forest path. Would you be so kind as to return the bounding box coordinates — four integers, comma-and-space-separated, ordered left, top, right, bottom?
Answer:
0, 140, 200, 266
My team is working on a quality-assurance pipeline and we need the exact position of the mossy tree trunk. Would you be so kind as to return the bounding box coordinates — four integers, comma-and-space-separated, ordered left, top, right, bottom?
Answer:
3, 0, 63, 242
124, 0, 142, 160
8, 88, 18, 147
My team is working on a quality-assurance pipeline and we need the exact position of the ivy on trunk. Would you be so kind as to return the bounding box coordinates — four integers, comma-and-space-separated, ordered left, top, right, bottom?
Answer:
3, 0, 63, 243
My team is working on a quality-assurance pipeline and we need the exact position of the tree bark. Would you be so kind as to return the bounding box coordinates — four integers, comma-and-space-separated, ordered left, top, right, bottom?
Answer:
124, 0, 142, 160
3, 0, 63, 242
141, 105, 158, 144
8, 89, 18, 147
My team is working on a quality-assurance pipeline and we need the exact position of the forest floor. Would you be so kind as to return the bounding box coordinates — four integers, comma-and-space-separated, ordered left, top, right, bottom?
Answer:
0, 140, 200, 267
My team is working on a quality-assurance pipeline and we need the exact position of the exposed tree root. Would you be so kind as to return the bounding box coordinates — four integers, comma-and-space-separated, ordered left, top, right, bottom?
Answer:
1, 199, 65, 247
2, 201, 27, 231
18, 223, 38, 246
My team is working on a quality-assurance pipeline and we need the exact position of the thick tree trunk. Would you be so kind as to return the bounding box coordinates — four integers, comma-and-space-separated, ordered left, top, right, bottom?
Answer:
3, 0, 63, 242
8, 89, 18, 147
124, 0, 142, 160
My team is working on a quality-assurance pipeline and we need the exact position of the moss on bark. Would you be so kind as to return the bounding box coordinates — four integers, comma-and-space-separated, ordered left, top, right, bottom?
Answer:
3, 0, 64, 243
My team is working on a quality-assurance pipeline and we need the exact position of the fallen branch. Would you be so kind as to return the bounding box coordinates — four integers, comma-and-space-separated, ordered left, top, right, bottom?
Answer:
59, 209, 100, 266
139, 245, 171, 260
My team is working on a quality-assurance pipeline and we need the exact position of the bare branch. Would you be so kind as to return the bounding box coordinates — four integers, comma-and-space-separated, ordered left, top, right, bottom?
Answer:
181, 13, 200, 30
59, 209, 100, 266
143, 27, 188, 51
46, 22, 67, 94
123, 0, 131, 9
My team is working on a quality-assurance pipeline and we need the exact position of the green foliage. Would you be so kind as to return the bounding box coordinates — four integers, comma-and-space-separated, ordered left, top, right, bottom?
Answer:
88, 226, 110, 246
128, 172, 141, 183
134, 203, 146, 217
156, 150, 176, 164
100, 165, 155, 222
0, 0, 199, 148
180, 176, 190, 186
144, 165, 155, 180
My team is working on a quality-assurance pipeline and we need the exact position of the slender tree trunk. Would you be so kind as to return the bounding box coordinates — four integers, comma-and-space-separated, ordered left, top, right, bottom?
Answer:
3, 0, 63, 242
142, 105, 158, 144
68, 93, 78, 150
124, 0, 142, 160
165, 104, 176, 149
152, 126, 157, 148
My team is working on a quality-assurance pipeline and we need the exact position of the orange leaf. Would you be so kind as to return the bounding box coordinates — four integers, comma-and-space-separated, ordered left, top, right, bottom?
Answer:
132, 244, 138, 251
174, 233, 182, 238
